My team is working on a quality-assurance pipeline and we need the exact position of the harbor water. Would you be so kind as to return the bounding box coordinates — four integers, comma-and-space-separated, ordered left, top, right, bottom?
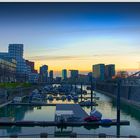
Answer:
0, 85, 140, 137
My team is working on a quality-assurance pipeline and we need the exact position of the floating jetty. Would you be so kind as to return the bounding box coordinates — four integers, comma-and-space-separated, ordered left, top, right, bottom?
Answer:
55, 104, 89, 121
9, 102, 98, 107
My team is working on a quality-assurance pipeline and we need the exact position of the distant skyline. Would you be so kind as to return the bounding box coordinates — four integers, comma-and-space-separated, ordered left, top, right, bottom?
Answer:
0, 3, 140, 73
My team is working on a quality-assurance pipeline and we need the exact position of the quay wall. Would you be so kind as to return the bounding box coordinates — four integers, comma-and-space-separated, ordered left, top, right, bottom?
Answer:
0, 85, 42, 105
96, 83, 140, 103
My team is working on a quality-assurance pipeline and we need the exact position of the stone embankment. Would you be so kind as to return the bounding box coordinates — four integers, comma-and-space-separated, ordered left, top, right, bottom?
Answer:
96, 82, 140, 108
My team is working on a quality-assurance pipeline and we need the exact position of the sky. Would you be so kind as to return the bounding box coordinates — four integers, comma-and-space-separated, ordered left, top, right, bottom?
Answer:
0, 2, 140, 75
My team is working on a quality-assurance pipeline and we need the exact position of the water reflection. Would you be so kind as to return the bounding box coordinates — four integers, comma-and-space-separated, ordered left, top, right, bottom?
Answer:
110, 96, 140, 121
0, 85, 140, 137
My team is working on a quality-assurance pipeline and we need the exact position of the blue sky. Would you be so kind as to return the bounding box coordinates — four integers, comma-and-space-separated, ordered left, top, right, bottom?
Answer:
0, 3, 140, 72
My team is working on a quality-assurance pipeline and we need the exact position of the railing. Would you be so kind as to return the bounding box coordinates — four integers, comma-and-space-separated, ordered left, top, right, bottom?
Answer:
0, 133, 137, 138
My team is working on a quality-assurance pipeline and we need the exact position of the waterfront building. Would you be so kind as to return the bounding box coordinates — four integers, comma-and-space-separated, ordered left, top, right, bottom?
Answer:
8, 44, 24, 59
62, 69, 67, 80
87, 72, 93, 82
70, 70, 79, 79
0, 44, 37, 82
116, 71, 128, 78
55, 77, 62, 83
9, 44, 29, 82
92, 64, 105, 81
26, 60, 37, 73
0, 57, 17, 82
78, 74, 89, 84
105, 64, 115, 80
39, 65, 48, 83
28, 73, 39, 83
49, 70, 54, 82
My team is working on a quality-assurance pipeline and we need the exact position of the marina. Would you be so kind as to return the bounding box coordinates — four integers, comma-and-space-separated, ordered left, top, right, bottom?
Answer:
0, 84, 139, 137
0, 2, 140, 138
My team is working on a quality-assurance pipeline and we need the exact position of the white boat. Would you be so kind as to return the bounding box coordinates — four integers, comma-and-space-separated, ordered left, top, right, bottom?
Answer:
90, 109, 102, 120
13, 97, 22, 103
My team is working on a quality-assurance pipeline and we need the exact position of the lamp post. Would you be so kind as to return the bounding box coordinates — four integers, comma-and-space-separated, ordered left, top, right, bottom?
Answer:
116, 79, 121, 138
80, 83, 83, 102
90, 75, 93, 111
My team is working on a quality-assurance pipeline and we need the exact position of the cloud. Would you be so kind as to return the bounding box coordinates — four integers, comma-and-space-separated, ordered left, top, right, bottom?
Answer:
27, 55, 90, 61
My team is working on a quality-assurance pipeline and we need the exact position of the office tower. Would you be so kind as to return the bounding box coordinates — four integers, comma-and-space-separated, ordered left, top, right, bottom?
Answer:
105, 64, 115, 80
87, 72, 93, 82
8, 44, 29, 82
62, 69, 67, 80
70, 70, 79, 79
49, 70, 54, 81
40, 65, 48, 83
8, 44, 23, 59
0, 44, 37, 82
92, 64, 105, 81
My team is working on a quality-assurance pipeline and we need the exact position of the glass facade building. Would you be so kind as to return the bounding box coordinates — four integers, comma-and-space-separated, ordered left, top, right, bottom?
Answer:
0, 58, 16, 82
62, 69, 67, 80
92, 64, 105, 81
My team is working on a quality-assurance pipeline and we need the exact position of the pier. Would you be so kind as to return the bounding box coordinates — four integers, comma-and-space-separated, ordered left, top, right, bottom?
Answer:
55, 104, 89, 121
9, 102, 98, 106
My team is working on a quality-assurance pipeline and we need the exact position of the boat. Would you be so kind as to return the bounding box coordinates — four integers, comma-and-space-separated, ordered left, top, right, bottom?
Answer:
56, 96, 60, 100
66, 95, 72, 101
90, 109, 102, 120
48, 95, 54, 101
13, 96, 22, 103
61, 95, 66, 101
86, 86, 91, 90
73, 96, 78, 102
79, 100, 97, 106
82, 90, 87, 95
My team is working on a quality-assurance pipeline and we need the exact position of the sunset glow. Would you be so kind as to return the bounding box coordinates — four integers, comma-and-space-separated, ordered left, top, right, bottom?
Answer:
0, 3, 140, 74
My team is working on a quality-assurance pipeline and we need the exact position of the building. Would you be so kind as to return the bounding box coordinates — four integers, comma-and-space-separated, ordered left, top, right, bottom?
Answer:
8, 44, 24, 59
0, 57, 17, 82
105, 64, 115, 80
55, 77, 62, 83
26, 60, 36, 73
8, 44, 28, 75
39, 65, 48, 83
0, 44, 29, 82
87, 72, 93, 82
70, 70, 79, 79
28, 73, 39, 83
49, 70, 54, 82
78, 74, 89, 84
62, 69, 67, 80
116, 71, 128, 78
92, 64, 105, 81
0, 44, 38, 82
